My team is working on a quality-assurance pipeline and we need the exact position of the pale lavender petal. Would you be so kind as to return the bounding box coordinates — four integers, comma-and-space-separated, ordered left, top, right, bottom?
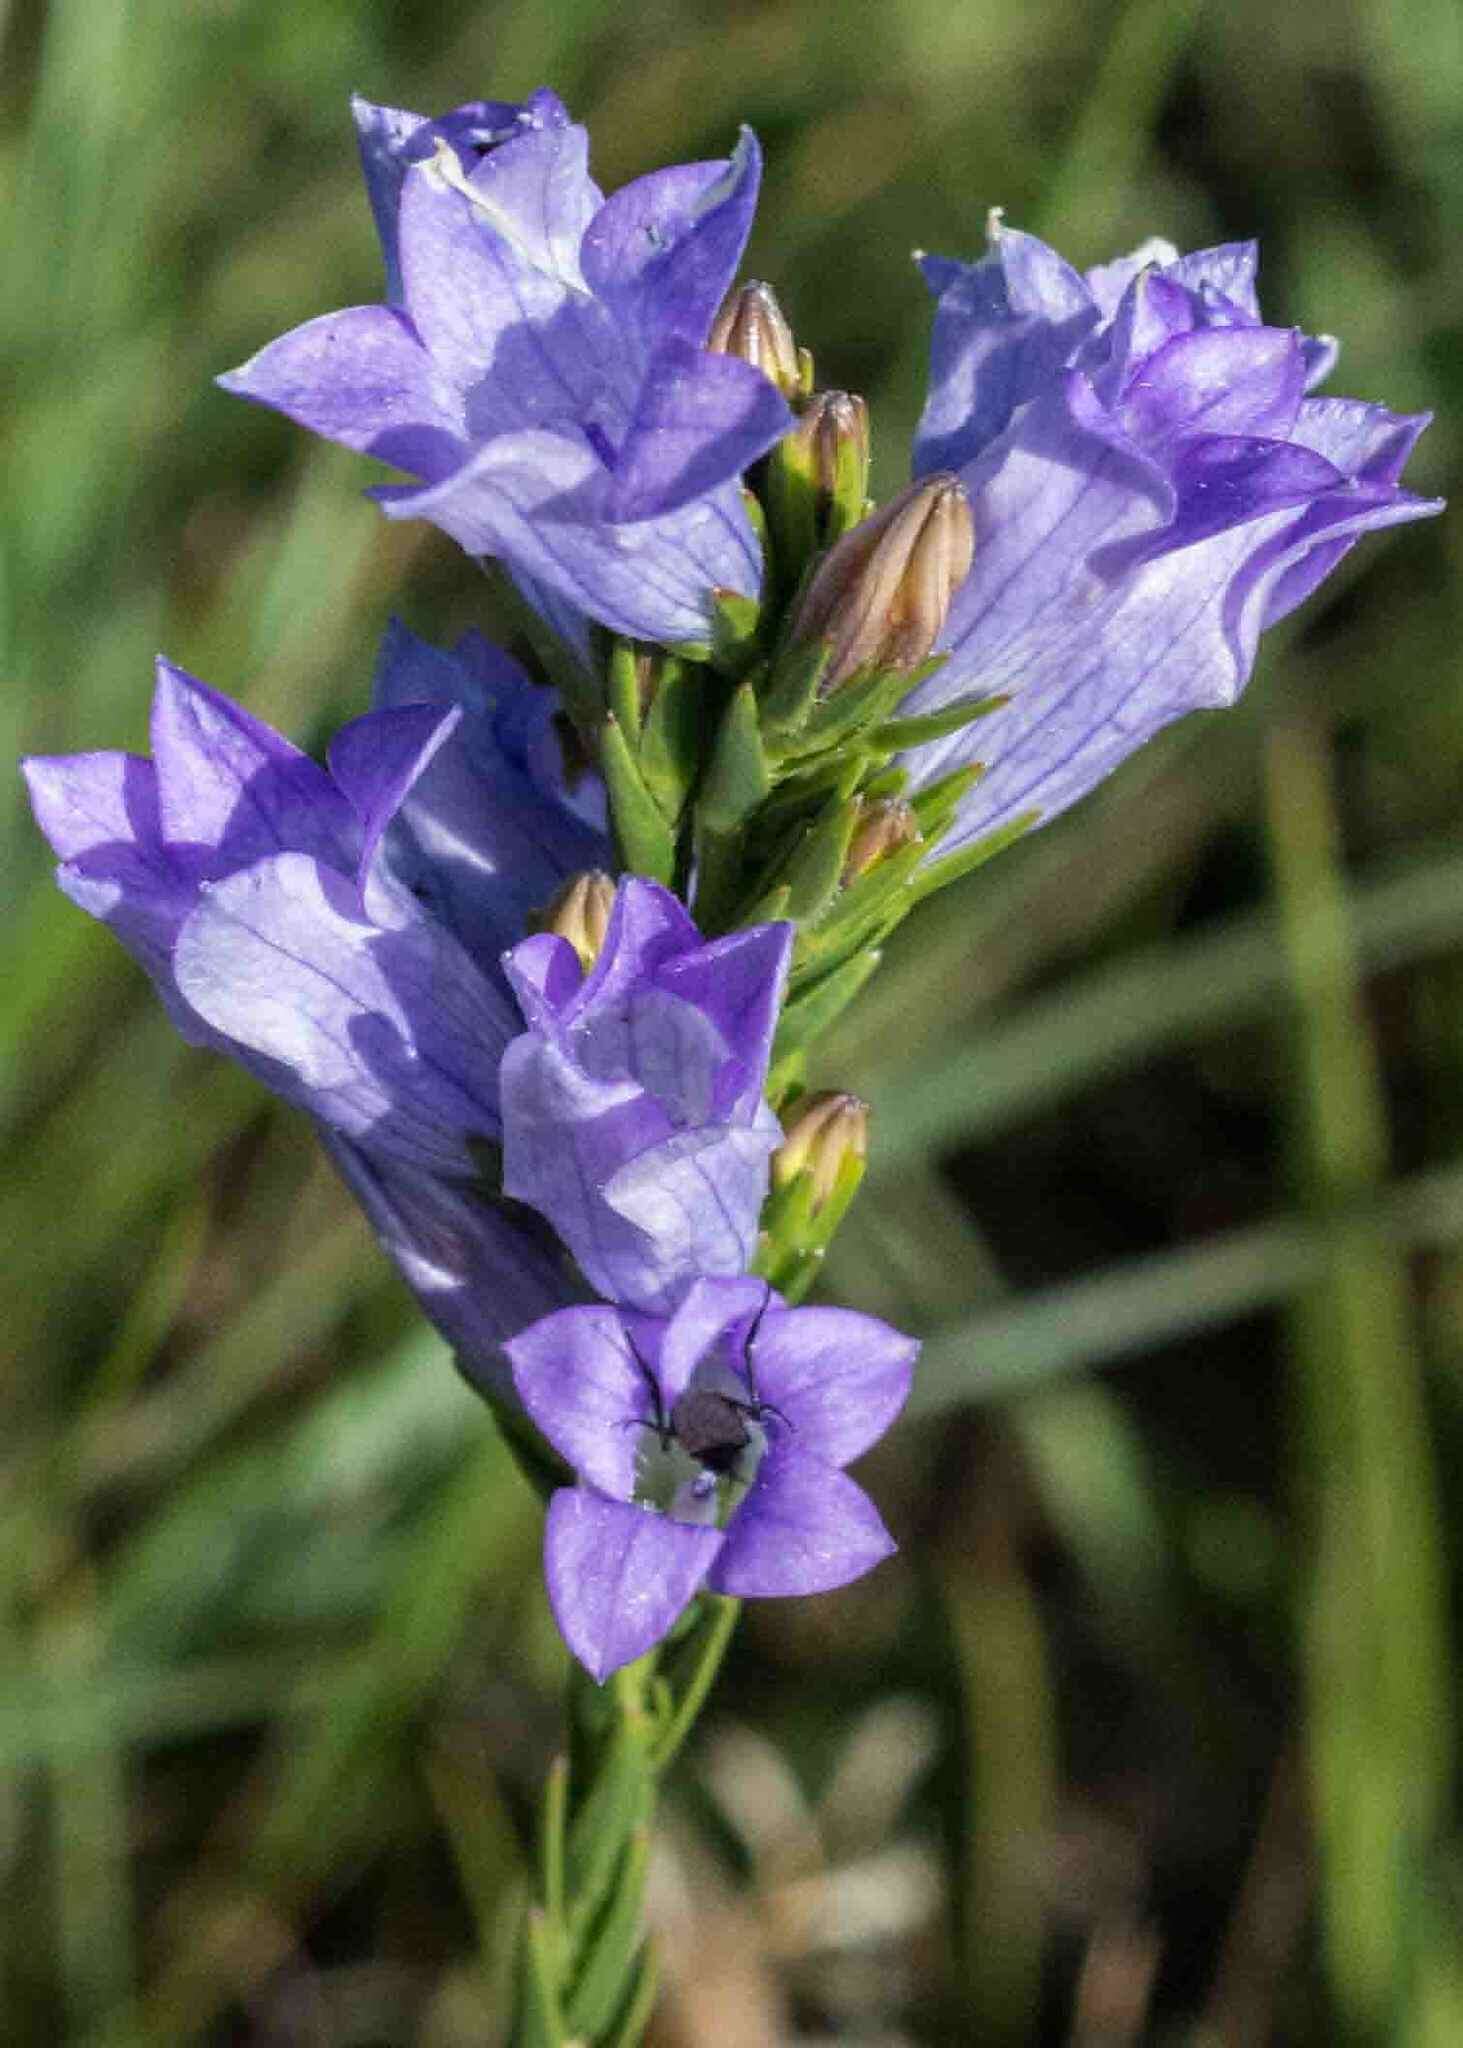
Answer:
1302, 334, 1340, 390
914, 230, 1099, 473
656, 1275, 775, 1409
218, 306, 467, 482
566, 877, 700, 1024
23, 749, 159, 861
327, 701, 462, 888
1164, 240, 1260, 316
376, 432, 761, 645
581, 129, 763, 349
1083, 235, 1181, 315
598, 1117, 782, 1311
149, 658, 355, 867
506, 1303, 658, 1497
1115, 326, 1306, 452
657, 918, 793, 1113
173, 852, 508, 1170
707, 1443, 895, 1598
324, 1129, 575, 1404
744, 1306, 918, 1466
545, 1487, 722, 1679
501, 933, 584, 1034
604, 339, 792, 522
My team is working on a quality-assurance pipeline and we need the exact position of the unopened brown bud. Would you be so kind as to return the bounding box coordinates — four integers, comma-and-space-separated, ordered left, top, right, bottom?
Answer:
708, 281, 802, 397
793, 473, 975, 691
843, 798, 922, 883
535, 870, 616, 972
772, 1092, 870, 1212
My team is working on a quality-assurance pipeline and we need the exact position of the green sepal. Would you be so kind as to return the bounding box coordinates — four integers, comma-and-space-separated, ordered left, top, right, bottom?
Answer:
605, 638, 645, 744
697, 681, 770, 833
782, 653, 948, 762
761, 441, 819, 589
600, 715, 676, 884
758, 635, 831, 738
605, 1942, 661, 2048
706, 586, 763, 676
911, 807, 1041, 901
770, 946, 883, 1076
910, 761, 984, 838
636, 659, 704, 823
802, 837, 928, 957
869, 690, 1007, 751
758, 1145, 866, 1297
762, 796, 857, 926
860, 763, 910, 801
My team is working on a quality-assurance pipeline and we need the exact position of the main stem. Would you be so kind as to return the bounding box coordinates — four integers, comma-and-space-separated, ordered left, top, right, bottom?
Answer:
511, 1594, 742, 2047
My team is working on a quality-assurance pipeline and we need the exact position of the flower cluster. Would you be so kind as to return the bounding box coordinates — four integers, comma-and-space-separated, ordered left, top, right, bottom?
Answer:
24, 88, 1439, 1681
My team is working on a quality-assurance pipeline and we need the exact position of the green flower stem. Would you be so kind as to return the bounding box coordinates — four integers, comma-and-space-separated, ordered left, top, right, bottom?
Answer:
652, 1593, 741, 1771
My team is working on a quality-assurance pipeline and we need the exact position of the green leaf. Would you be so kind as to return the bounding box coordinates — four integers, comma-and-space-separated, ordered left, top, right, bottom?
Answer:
784, 653, 947, 762
605, 638, 645, 744
600, 716, 676, 884
773, 797, 858, 924
870, 690, 1007, 751
565, 1828, 652, 2037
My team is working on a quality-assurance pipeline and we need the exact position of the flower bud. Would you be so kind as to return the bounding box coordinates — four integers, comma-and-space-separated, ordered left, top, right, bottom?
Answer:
708, 281, 804, 399
534, 870, 616, 972
792, 473, 975, 691
788, 389, 871, 543
772, 1091, 870, 1213
842, 797, 922, 883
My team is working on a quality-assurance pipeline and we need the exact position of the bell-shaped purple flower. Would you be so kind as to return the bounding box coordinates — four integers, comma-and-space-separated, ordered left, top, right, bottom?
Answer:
499, 879, 793, 1316
22, 625, 602, 1176
506, 1277, 918, 1678
220, 93, 794, 654
898, 222, 1443, 856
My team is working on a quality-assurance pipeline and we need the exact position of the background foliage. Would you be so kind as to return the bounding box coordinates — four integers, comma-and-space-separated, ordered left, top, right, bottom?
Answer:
4, 0, 1462, 2039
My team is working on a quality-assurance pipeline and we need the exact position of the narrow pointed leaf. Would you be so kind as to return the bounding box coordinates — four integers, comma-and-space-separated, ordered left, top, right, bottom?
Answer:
600, 716, 676, 883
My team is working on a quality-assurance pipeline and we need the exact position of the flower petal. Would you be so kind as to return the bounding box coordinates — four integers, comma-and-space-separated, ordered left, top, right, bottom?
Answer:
506, 1304, 659, 1497
324, 1129, 576, 1404
173, 851, 509, 1170
545, 1487, 721, 1679
327, 701, 462, 891
376, 430, 761, 646
707, 1443, 896, 1598
605, 339, 792, 523
656, 1276, 778, 1409
149, 657, 355, 868
218, 305, 466, 482
581, 129, 763, 350
744, 1306, 918, 1467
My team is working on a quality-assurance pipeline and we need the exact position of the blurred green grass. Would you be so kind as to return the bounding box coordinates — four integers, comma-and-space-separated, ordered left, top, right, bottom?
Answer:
4, 0, 1463, 2040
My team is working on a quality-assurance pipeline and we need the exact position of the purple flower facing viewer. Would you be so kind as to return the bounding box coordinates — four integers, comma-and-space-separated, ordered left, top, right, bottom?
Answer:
507, 1276, 918, 1678
500, 880, 793, 1317
222, 91, 794, 654
896, 221, 1443, 855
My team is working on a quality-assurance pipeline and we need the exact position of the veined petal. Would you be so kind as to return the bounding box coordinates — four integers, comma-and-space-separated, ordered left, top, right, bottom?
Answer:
581, 129, 763, 349
656, 1275, 778, 1410
324, 1130, 575, 1404
218, 305, 466, 481
605, 339, 792, 522
174, 851, 509, 1170
327, 701, 462, 890
657, 918, 793, 1113
23, 749, 159, 862
545, 1487, 722, 1680
707, 1443, 896, 1598
507, 1304, 658, 1497
376, 430, 761, 645
149, 657, 355, 868
599, 1117, 781, 1312
745, 1306, 918, 1467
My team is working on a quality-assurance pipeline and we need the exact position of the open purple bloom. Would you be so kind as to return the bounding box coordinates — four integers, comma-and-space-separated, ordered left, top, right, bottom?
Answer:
22, 624, 609, 1170
506, 1277, 918, 1678
221, 93, 794, 654
500, 881, 793, 1316
898, 222, 1443, 855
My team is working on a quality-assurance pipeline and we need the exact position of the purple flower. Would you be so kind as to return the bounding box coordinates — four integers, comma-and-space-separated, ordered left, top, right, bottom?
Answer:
898, 222, 1443, 855
22, 624, 598, 1175
506, 1276, 918, 1678
500, 881, 793, 1316
221, 93, 794, 654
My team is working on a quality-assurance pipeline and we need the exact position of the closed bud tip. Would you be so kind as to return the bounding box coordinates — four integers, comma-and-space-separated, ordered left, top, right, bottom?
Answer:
708, 280, 802, 398
843, 797, 922, 883
792, 473, 975, 691
534, 870, 616, 972
772, 1091, 870, 1212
